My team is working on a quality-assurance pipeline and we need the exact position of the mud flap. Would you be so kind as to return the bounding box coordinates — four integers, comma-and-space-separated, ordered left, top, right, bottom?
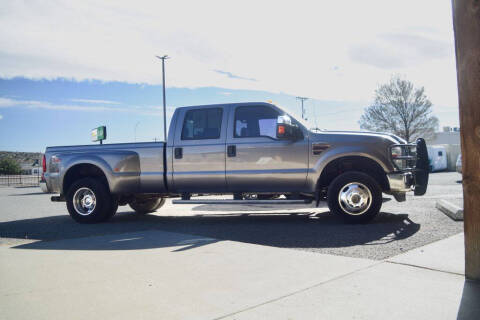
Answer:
414, 138, 429, 195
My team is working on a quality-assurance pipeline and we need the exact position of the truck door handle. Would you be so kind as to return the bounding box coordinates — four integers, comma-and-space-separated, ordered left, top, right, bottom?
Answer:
227, 145, 236, 157
174, 147, 183, 159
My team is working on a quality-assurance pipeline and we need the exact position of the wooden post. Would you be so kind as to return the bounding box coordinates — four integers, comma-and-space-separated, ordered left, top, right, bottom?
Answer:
452, 0, 480, 281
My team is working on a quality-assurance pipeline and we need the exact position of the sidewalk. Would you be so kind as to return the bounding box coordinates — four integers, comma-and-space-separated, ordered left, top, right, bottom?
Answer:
226, 233, 478, 320
0, 231, 478, 320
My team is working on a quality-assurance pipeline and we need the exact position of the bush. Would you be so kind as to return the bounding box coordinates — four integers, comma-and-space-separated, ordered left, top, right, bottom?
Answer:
0, 158, 21, 174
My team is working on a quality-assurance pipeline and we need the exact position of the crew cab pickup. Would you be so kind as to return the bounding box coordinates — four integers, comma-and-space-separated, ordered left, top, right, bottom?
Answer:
43, 102, 429, 224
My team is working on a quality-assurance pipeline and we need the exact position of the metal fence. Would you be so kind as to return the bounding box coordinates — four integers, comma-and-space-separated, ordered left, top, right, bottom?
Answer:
0, 175, 41, 186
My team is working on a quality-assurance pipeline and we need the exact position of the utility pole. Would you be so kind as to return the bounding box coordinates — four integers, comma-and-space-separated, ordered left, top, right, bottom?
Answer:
452, 0, 480, 281
156, 55, 170, 141
296, 96, 309, 120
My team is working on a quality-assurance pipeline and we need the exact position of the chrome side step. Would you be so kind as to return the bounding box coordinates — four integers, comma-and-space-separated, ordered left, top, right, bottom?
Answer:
172, 199, 312, 205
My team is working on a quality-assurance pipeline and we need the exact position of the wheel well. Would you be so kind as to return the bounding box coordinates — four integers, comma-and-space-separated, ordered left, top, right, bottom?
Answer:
317, 156, 389, 192
62, 164, 109, 195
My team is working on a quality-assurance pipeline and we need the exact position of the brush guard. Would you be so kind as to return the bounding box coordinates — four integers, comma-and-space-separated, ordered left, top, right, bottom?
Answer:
389, 138, 429, 196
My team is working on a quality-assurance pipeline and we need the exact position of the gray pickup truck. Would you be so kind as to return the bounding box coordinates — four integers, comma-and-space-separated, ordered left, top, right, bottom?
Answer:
43, 102, 429, 224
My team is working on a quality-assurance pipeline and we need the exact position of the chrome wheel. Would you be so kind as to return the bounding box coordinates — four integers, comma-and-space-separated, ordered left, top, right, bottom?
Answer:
338, 182, 372, 215
73, 187, 97, 216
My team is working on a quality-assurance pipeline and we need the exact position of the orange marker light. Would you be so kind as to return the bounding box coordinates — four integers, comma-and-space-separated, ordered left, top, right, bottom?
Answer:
278, 125, 285, 135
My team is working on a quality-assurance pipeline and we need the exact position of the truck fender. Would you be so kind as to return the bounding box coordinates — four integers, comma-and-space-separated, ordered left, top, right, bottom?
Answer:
59, 151, 141, 194
307, 146, 391, 192
60, 155, 114, 194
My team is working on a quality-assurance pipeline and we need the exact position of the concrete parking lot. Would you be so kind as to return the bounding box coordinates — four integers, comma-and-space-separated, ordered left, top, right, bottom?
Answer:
0, 171, 471, 320
0, 172, 464, 259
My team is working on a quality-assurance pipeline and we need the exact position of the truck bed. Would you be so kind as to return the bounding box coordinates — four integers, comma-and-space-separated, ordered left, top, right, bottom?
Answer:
45, 141, 167, 194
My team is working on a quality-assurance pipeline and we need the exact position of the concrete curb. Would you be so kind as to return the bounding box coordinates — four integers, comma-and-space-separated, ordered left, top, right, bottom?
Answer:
436, 199, 463, 221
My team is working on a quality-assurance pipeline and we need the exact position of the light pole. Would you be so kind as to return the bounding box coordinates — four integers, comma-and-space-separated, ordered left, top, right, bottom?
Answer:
156, 55, 170, 141
296, 96, 309, 120
134, 121, 140, 142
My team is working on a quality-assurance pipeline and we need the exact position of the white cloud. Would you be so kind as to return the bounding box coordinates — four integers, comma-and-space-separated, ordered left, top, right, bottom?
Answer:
70, 98, 120, 104
349, 33, 451, 69
213, 70, 256, 82
0, 0, 458, 109
0, 97, 173, 116
0, 114, 3, 120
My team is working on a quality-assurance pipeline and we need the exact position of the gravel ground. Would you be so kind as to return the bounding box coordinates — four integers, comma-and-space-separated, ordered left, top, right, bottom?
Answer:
0, 172, 464, 260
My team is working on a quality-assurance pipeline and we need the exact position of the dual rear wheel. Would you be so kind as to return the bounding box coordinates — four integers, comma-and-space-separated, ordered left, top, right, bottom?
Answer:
66, 177, 164, 223
128, 197, 165, 214
66, 178, 118, 224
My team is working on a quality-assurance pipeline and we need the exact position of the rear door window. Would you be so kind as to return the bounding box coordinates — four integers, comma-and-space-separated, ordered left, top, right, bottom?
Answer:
181, 108, 223, 140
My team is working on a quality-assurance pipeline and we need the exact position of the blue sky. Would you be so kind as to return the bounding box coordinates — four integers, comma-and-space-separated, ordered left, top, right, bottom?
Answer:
0, 77, 369, 151
0, 0, 460, 151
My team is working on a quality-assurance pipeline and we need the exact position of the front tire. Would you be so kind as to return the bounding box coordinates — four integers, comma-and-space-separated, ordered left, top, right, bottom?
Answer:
129, 197, 165, 214
66, 178, 116, 224
327, 171, 382, 223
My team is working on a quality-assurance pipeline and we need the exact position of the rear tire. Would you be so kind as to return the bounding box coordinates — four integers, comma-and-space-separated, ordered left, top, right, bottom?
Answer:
66, 178, 115, 224
101, 197, 119, 221
129, 197, 165, 214
327, 171, 382, 223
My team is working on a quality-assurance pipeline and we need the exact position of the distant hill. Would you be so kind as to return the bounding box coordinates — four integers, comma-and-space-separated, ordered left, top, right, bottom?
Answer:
0, 151, 44, 166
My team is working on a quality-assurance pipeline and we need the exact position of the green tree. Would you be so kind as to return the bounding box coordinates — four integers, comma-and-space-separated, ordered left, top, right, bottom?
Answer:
359, 75, 439, 142
0, 158, 21, 174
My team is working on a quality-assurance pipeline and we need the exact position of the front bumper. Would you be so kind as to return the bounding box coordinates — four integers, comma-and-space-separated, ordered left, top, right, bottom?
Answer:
387, 172, 414, 192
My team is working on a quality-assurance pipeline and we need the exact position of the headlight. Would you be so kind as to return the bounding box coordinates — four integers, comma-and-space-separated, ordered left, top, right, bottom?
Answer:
390, 146, 404, 169
391, 146, 402, 159
390, 145, 416, 170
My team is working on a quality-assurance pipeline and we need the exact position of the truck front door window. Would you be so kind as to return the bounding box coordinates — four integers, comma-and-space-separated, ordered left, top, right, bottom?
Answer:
234, 106, 279, 139
181, 108, 223, 140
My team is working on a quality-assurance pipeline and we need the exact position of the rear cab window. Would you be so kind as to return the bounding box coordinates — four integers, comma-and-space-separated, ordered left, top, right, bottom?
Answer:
181, 108, 223, 140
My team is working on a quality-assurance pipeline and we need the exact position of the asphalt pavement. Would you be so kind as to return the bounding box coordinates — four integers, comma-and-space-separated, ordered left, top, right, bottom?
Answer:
0, 171, 464, 260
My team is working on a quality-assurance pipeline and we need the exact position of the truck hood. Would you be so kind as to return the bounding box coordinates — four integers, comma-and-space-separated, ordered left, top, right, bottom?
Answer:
310, 130, 407, 144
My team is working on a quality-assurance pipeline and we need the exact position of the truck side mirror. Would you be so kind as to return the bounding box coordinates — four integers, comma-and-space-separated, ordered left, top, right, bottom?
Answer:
276, 115, 301, 140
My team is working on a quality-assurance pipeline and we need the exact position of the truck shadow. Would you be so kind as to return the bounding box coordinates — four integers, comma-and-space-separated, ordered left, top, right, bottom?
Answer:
190, 203, 328, 211
2, 210, 420, 254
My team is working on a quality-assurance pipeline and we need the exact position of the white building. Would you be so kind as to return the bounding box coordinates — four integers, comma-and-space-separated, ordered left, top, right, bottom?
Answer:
20, 160, 43, 175
426, 127, 461, 171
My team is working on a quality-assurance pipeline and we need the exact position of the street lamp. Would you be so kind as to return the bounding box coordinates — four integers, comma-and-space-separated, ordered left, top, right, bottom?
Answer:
134, 121, 140, 142
156, 55, 170, 141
